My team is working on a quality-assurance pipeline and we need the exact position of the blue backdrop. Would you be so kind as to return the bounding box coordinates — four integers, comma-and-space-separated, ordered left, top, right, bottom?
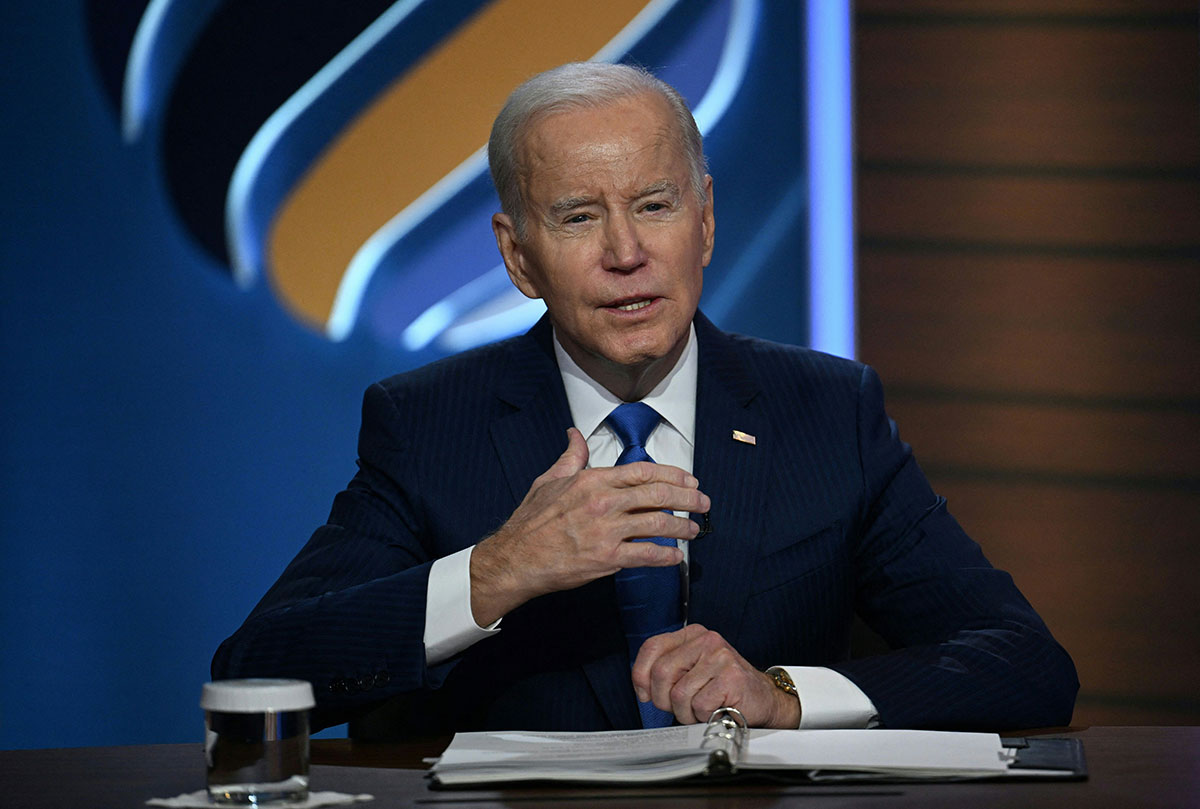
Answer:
1, 0, 850, 749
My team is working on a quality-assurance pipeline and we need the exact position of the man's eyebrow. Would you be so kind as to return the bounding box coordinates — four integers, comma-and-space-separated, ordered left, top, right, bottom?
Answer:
636, 180, 680, 199
547, 196, 594, 217
546, 182, 680, 218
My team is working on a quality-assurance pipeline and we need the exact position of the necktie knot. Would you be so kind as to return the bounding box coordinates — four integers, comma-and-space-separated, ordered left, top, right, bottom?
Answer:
606, 402, 661, 454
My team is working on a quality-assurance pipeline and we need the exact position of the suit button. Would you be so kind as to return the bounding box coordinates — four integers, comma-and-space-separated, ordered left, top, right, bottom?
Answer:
328, 678, 347, 694
355, 676, 373, 692
374, 671, 390, 688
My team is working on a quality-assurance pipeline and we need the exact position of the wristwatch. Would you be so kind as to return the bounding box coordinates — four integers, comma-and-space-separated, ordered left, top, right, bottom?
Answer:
765, 666, 797, 697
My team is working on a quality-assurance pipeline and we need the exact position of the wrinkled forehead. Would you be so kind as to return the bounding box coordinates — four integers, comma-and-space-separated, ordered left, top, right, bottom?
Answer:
515, 94, 688, 200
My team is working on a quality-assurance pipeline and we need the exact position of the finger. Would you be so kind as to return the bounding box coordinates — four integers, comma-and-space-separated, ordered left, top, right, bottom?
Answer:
667, 645, 744, 724
648, 638, 709, 721
648, 626, 744, 724
633, 624, 710, 705
607, 479, 711, 518
614, 511, 701, 547
631, 625, 701, 701
538, 427, 589, 484
607, 461, 700, 490
614, 538, 684, 570
687, 669, 755, 724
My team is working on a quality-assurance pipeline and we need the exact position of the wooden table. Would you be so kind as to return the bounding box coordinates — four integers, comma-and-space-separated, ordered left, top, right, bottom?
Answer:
1, 727, 1197, 808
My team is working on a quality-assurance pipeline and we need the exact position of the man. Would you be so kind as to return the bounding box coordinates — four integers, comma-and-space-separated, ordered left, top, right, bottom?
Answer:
213, 63, 1077, 734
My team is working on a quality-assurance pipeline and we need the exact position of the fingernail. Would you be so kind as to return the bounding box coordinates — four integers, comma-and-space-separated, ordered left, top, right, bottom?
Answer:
685, 474, 699, 487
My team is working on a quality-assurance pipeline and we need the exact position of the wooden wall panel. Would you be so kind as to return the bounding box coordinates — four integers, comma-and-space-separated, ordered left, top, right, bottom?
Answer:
855, 5, 1200, 726
860, 174, 1200, 247
938, 482, 1200, 720
857, 12, 1200, 167
860, 252, 1199, 399
892, 398, 1200, 481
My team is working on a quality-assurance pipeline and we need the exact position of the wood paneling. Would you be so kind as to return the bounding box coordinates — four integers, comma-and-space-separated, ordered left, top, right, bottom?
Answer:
859, 252, 1200, 399
855, 5, 1200, 724
856, 15, 1200, 168
893, 397, 1200, 482
860, 173, 1200, 247
936, 481, 1200, 719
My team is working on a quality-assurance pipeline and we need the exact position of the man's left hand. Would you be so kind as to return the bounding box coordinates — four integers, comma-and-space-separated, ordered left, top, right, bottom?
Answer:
631, 624, 802, 727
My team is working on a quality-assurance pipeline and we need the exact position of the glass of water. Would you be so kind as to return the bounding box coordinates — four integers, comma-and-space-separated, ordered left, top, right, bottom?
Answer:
201, 679, 315, 805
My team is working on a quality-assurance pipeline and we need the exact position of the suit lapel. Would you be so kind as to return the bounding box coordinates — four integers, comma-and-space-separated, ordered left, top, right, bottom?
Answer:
488, 317, 639, 729
489, 317, 573, 505
687, 314, 771, 649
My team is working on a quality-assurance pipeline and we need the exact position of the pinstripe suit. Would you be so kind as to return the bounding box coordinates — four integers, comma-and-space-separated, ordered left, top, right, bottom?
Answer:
212, 312, 1077, 732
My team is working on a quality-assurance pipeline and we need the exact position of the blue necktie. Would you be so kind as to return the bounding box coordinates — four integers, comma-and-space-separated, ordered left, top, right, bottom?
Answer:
607, 402, 684, 728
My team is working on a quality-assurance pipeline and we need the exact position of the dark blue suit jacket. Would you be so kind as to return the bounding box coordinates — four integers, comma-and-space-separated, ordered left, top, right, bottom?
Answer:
213, 313, 1077, 732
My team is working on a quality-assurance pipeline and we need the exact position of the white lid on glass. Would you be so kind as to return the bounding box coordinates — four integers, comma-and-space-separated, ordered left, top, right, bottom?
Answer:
201, 679, 315, 713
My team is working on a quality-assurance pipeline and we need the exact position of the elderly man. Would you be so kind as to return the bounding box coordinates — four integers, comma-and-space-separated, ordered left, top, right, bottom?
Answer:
213, 62, 1077, 734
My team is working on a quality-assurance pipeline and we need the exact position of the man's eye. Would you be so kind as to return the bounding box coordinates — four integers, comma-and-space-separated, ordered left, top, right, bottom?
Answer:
565, 214, 590, 224
643, 202, 667, 213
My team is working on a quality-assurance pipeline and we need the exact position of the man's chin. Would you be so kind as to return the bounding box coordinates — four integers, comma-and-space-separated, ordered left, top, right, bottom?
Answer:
601, 332, 690, 380
597, 335, 676, 370
556, 316, 691, 396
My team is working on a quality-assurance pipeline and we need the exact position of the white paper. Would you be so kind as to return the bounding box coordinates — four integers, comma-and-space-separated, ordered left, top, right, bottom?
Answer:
438, 725, 700, 765
433, 725, 713, 784
429, 726, 1010, 785
745, 728, 1008, 776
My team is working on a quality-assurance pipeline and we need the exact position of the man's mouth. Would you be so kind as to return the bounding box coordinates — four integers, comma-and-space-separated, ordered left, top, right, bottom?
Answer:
609, 298, 655, 312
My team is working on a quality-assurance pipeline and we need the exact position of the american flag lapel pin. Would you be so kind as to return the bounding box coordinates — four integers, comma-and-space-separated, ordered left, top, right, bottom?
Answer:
731, 429, 756, 446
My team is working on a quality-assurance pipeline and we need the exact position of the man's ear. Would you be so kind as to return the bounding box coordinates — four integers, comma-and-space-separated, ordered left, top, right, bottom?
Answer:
492, 212, 542, 299
700, 174, 715, 267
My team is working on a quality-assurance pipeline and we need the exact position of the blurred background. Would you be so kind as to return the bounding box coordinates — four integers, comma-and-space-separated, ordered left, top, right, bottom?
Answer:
1, 0, 1196, 750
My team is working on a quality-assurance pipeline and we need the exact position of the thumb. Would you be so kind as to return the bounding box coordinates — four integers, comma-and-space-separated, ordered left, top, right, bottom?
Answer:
544, 427, 588, 481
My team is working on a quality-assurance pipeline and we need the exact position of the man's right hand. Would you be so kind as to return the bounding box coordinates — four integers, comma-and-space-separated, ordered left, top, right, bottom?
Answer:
468, 427, 709, 626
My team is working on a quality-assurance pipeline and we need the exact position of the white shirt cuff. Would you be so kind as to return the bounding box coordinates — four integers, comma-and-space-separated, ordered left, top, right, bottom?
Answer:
424, 546, 500, 666
780, 666, 880, 729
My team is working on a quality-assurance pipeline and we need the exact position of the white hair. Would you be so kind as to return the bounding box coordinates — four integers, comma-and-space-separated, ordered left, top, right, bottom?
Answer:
487, 62, 707, 236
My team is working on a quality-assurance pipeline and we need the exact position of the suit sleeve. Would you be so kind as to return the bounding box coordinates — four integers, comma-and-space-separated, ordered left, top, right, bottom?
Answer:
827, 366, 1079, 730
211, 382, 458, 727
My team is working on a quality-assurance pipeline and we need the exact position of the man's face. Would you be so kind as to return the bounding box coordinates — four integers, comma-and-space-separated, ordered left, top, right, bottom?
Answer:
493, 92, 714, 393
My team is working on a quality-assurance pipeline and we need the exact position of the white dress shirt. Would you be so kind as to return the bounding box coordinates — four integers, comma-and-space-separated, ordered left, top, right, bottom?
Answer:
422, 325, 877, 728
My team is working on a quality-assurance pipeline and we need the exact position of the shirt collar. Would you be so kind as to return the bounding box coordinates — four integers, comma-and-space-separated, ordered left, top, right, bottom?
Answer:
554, 324, 697, 444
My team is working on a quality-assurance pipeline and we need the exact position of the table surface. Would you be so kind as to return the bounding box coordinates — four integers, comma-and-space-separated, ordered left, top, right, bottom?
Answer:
2, 726, 1198, 809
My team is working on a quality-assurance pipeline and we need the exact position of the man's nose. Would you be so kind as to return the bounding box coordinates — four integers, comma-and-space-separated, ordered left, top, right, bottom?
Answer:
601, 214, 647, 272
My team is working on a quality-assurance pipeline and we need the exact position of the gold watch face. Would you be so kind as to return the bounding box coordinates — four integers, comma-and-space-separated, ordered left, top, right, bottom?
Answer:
769, 668, 797, 695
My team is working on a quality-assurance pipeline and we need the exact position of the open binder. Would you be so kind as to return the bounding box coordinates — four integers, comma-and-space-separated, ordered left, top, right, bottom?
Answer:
429, 708, 1087, 787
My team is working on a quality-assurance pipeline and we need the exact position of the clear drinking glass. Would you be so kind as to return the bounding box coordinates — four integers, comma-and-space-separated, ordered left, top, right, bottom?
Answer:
201, 679, 315, 805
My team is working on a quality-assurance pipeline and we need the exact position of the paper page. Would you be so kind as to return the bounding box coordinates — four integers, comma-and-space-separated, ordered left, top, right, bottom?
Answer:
437, 725, 706, 766
431, 725, 716, 785
744, 728, 1009, 775
431, 724, 1013, 785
